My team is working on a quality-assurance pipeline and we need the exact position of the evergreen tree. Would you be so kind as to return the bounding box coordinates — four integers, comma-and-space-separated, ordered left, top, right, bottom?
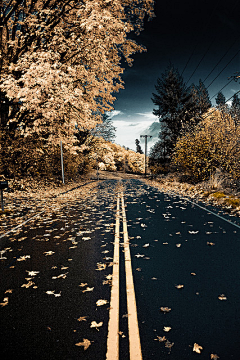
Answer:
151, 65, 193, 160
189, 80, 211, 122
197, 79, 212, 114
215, 92, 226, 107
230, 93, 240, 125
135, 139, 143, 154
91, 113, 116, 142
149, 122, 172, 165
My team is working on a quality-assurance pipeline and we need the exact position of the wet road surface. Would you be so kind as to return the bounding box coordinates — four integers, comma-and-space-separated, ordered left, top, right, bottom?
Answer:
1, 179, 240, 359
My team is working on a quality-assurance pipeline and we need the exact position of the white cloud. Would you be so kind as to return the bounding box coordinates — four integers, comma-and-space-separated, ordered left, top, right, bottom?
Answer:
136, 112, 158, 121
106, 110, 123, 118
113, 120, 158, 151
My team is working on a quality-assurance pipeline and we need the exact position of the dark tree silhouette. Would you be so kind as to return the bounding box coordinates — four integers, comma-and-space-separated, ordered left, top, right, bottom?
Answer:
151, 65, 194, 162
230, 93, 240, 126
215, 91, 226, 107
135, 139, 143, 154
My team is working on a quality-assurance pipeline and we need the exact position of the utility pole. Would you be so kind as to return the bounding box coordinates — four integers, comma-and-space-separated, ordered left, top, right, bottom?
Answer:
140, 135, 152, 176
60, 141, 65, 185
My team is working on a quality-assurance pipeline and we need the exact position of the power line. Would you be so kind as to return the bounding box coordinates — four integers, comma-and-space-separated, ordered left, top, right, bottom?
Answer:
202, 89, 240, 120
183, 0, 240, 84
203, 38, 239, 83
181, 1, 219, 77
206, 49, 240, 89
210, 78, 234, 101
186, 37, 215, 85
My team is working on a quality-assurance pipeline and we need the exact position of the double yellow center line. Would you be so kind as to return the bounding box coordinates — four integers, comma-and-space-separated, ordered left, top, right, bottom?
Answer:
106, 192, 142, 360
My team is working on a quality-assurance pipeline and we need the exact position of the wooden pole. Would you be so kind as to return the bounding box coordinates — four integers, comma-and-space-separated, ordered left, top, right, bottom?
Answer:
60, 141, 65, 184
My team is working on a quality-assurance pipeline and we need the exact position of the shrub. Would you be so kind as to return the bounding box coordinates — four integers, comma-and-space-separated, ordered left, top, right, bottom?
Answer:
173, 108, 240, 182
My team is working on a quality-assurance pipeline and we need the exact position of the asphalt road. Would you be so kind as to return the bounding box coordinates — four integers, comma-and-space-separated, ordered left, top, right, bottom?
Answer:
1, 179, 240, 359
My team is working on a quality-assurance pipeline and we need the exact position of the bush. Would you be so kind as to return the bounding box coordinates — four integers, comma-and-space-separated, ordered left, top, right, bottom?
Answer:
173, 108, 240, 182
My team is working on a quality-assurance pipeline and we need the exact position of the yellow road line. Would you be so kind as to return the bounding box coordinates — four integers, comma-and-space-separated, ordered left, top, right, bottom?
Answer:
121, 192, 143, 360
106, 193, 120, 360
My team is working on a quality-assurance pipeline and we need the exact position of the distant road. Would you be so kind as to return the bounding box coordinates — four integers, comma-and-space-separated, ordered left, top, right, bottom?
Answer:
1, 179, 239, 359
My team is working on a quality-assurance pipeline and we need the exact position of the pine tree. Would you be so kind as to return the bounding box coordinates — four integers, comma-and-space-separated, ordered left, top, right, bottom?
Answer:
230, 93, 240, 125
215, 92, 226, 107
151, 65, 193, 160
135, 139, 143, 154
91, 113, 116, 142
197, 80, 212, 114
189, 80, 211, 122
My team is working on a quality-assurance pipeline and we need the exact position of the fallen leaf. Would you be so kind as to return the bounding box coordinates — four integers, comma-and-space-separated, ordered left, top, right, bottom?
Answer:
207, 242, 215, 246
46, 290, 55, 295
44, 251, 55, 256
193, 343, 203, 353
90, 321, 103, 331
160, 307, 171, 313
54, 292, 61, 297
0, 297, 9, 307
218, 294, 227, 300
79, 283, 88, 287
95, 263, 106, 271
165, 340, 174, 349
21, 281, 35, 288
143, 243, 150, 247
96, 299, 108, 306
191, 272, 196, 276
135, 253, 144, 258
154, 336, 166, 342
176, 243, 181, 248
118, 331, 126, 338
175, 284, 184, 289
4, 289, 13, 294
163, 326, 171, 332
210, 354, 219, 360
26, 271, 39, 277
75, 338, 91, 350
17, 255, 30, 261
77, 316, 88, 322
82, 287, 94, 293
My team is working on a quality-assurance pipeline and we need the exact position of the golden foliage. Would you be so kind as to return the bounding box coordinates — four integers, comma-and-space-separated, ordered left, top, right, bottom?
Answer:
173, 108, 240, 181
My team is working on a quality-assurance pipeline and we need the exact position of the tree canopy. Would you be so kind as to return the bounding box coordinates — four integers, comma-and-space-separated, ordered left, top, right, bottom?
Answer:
0, 0, 155, 147
0, 0, 154, 178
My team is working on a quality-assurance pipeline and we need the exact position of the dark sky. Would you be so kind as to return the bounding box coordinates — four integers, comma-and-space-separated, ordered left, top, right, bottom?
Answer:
112, 0, 240, 149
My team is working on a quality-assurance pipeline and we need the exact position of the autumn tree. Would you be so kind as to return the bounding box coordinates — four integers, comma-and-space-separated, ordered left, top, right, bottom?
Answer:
0, 0, 154, 178
173, 108, 240, 182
